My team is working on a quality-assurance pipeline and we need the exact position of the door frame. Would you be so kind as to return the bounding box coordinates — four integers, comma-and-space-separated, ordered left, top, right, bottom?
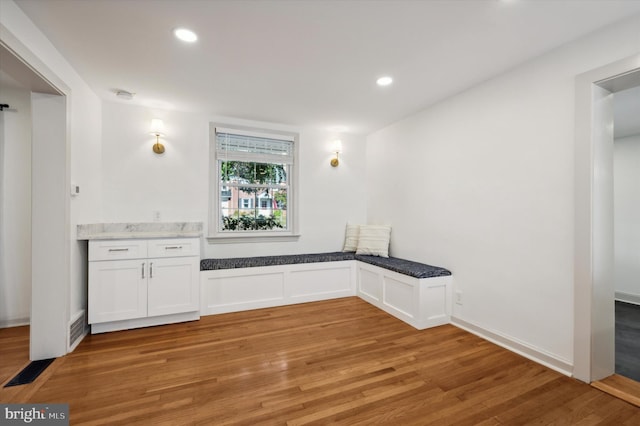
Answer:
574, 54, 640, 383
1, 25, 71, 360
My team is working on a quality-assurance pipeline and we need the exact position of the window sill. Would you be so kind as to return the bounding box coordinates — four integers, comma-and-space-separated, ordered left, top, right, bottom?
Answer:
207, 233, 301, 244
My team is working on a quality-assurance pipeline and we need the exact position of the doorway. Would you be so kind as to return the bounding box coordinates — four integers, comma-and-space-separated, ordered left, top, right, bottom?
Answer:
612, 85, 640, 383
574, 54, 640, 398
0, 41, 68, 377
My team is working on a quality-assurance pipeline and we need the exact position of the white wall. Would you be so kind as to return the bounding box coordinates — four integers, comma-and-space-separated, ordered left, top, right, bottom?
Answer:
101, 101, 367, 258
366, 14, 640, 370
0, 81, 32, 327
614, 133, 640, 304
68, 84, 102, 325
1, 0, 102, 353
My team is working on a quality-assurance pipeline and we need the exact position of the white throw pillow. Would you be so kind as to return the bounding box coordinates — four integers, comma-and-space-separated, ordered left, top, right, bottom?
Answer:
342, 223, 360, 252
356, 225, 391, 257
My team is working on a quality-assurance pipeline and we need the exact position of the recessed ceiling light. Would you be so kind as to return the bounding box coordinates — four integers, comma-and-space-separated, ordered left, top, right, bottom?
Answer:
376, 76, 393, 86
174, 28, 198, 43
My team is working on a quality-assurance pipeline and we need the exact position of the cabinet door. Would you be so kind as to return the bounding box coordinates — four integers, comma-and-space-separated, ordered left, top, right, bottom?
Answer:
88, 259, 147, 323
147, 256, 200, 317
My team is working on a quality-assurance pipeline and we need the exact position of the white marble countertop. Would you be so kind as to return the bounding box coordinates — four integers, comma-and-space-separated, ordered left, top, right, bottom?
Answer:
77, 222, 203, 240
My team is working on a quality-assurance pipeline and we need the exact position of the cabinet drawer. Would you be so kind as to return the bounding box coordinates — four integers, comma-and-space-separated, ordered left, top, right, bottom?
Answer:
89, 240, 147, 261
147, 238, 200, 258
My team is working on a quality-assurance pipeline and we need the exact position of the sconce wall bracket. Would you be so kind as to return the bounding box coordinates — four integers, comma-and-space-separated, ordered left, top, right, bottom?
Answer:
150, 118, 166, 154
153, 134, 165, 154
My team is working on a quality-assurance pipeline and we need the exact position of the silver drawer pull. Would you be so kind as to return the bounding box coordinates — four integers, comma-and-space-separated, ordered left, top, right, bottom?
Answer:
108, 248, 129, 252
164, 246, 183, 250
150, 262, 153, 278
141, 262, 145, 279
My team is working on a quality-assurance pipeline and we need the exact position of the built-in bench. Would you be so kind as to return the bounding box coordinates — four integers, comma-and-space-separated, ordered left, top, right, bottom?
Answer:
201, 251, 356, 270
200, 252, 453, 330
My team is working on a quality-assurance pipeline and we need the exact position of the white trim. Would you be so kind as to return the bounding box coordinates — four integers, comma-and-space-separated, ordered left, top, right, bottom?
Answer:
451, 317, 573, 377
215, 126, 295, 142
2, 9, 73, 363
574, 54, 640, 383
207, 233, 300, 243
0, 318, 30, 328
615, 291, 640, 306
91, 311, 200, 334
208, 121, 299, 241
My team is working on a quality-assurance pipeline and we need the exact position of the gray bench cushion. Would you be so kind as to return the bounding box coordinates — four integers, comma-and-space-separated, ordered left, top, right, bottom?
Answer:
354, 255, 451, 278
200, 252, 355, 271
201, 252, 451, 279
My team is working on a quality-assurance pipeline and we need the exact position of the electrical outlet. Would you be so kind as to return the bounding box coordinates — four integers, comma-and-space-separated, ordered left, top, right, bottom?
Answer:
153, 210, 161, 222
455, 291, 463, 305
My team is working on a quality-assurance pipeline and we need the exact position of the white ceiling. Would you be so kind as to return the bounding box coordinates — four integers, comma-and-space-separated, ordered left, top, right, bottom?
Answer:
13, 0, 640, 135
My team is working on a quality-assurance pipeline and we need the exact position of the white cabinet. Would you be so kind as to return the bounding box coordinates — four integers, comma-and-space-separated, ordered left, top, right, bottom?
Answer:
147, 257, 199, 316
88, 259, 147, 323
88, 238, 200, 333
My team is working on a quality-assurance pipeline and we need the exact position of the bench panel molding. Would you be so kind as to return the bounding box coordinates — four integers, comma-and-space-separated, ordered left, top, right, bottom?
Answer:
356, 261, 452, 330
201, 261, 357, 316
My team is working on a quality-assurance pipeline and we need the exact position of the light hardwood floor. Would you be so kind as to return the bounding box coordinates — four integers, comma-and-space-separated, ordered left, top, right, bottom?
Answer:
0, 324, 29, 385
1, 297, 639, 425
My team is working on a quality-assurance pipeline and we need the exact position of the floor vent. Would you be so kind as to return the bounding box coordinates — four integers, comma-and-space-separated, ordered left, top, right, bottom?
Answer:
69, 310, 86, 349
4, 358, 56, 387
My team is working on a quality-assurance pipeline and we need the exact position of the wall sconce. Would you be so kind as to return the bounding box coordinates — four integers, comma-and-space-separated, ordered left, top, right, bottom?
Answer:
150, 118, 165, 154
330, 139, 342, 167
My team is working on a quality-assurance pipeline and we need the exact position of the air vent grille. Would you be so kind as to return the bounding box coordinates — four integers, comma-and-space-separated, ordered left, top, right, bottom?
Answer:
69, 311, 86, 348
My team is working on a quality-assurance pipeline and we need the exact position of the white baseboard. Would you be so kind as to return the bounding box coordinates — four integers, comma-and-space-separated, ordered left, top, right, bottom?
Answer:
615, 291, 640, 306
91, 311, 200, 334
451, 317, 573, 377
0, 318, 29, 328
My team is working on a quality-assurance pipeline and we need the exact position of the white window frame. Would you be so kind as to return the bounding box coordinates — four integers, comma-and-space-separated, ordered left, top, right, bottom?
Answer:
208, 122, 299, 242
240, 198, 253, 209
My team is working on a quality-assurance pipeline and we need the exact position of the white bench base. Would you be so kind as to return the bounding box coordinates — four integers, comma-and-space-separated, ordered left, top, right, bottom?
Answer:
356, 262, 452, 330
201, 261, 357, 315
200, 259, 452, 330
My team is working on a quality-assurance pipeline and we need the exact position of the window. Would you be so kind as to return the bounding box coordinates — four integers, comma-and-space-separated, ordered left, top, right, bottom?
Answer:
240, 198, 253, 209
209, 124, 298, 240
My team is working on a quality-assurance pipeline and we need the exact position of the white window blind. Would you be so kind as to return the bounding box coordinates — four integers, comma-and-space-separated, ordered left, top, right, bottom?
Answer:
216, 128, 294, 164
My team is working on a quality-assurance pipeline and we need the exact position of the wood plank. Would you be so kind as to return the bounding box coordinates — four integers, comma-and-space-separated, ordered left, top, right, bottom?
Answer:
0, 325, 30, 386
1, 297, 639, 424
592, 374, 640, 407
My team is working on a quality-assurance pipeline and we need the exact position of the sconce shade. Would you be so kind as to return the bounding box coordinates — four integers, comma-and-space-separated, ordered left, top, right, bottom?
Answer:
150, 118, 165, 135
